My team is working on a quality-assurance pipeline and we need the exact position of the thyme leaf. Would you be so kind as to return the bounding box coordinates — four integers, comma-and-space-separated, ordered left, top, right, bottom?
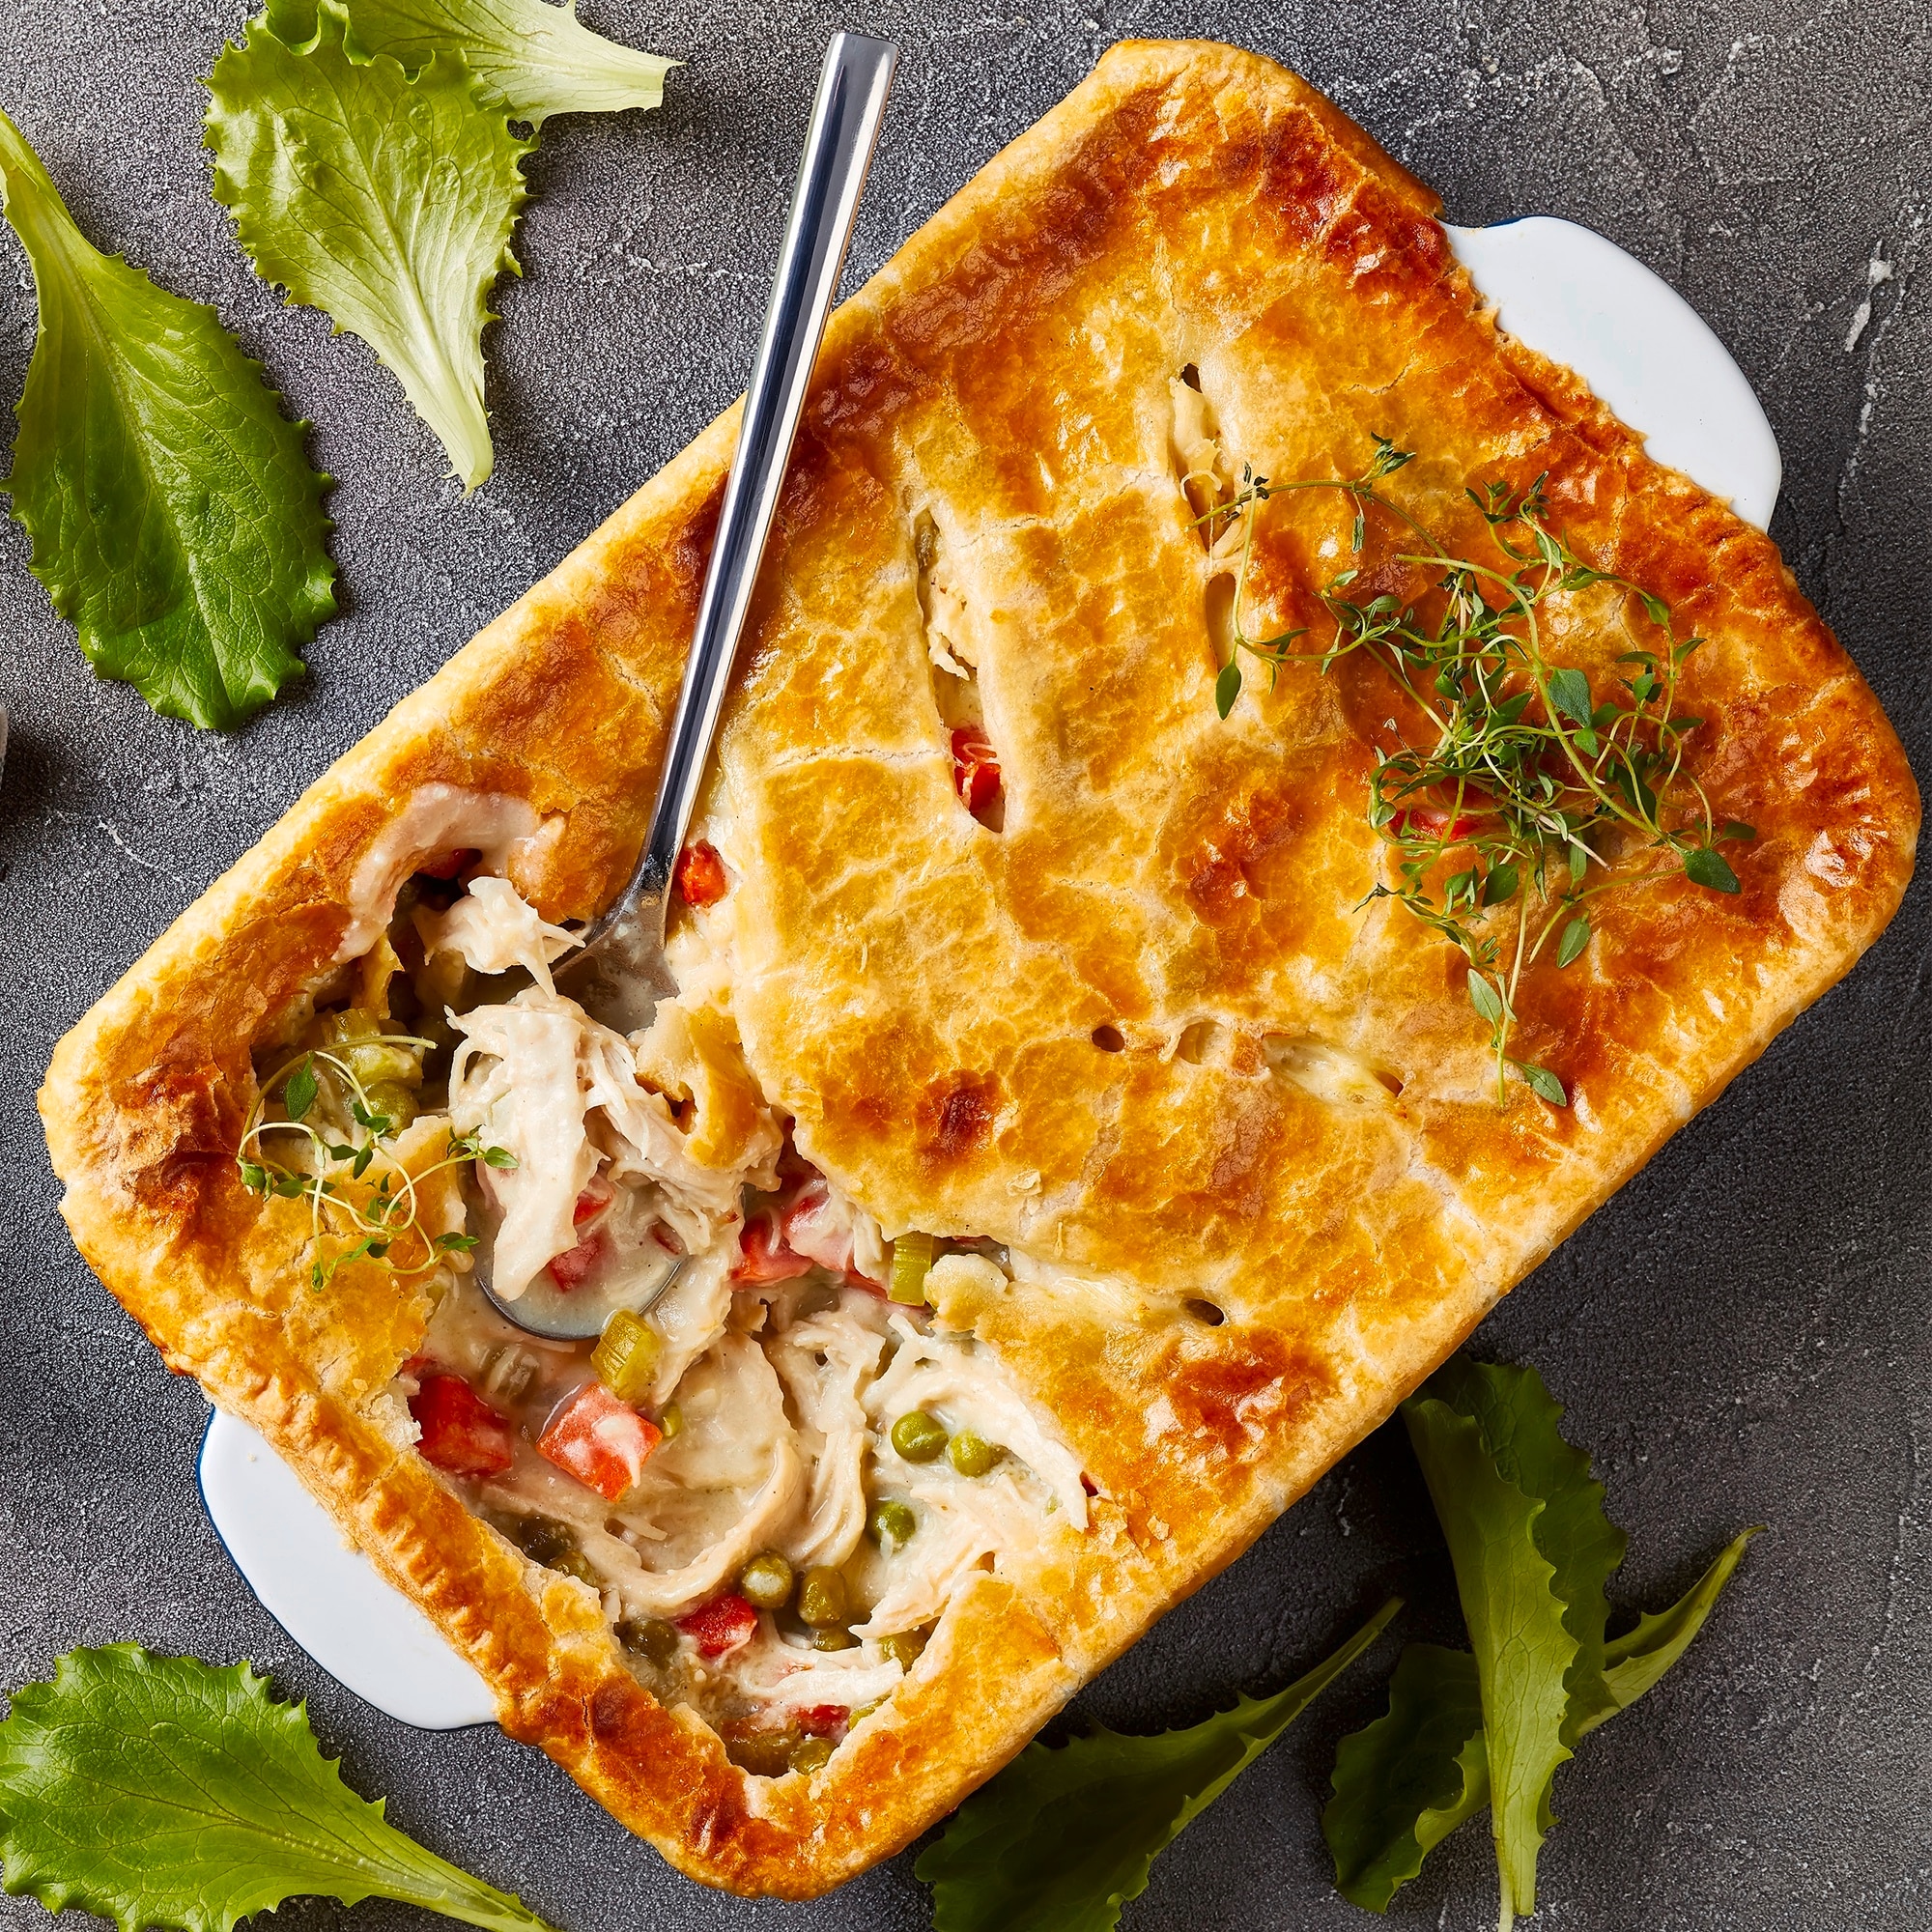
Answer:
235, 1040, 509, 1293
1209, 441, 1752, 1104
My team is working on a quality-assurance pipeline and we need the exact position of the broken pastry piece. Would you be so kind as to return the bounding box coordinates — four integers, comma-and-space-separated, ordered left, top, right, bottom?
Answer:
40, 37, 1914, 1899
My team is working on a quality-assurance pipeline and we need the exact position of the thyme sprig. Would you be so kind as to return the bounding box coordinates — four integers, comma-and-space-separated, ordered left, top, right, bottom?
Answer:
237, 1043, 513, 1293
1207, 440, 1752, 1106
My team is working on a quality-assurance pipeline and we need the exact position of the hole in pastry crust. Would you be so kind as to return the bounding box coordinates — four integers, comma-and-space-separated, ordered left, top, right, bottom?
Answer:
1175, 1019, 1226, 1065
1091, 1024, 1125, 1053
1204, 571, 1237, 670
1171, 370, 1235, 543
914, 508, 1006, 833
1184, 1297, 1226, 1326
1263, 1033, 1404, 1104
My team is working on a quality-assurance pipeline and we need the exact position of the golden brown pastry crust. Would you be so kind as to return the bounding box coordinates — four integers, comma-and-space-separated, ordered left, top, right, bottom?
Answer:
39, 39, 1916, 1897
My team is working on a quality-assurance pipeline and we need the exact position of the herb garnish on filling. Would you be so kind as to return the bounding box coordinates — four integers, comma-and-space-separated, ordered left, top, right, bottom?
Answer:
1205, 439, 1753, 1107
237, 1043, 514, 1293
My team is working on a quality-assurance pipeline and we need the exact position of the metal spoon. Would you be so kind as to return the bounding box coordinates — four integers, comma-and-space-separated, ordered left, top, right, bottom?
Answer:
472, 32, 898, 1341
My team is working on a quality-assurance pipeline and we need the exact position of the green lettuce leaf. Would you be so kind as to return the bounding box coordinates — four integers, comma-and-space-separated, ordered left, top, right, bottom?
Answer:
1403, 1394, 1573, 1929
260, 0, 675, 125
917, 1597, 1401, 1932
0, 1646, 554, 1932
1426, 1356, 1627, 1747
206, 3, 529, 491
0, 109, 334, 728
1601, 1528, 1759, 1713
1323, 1643, 1488, 1912
1327, 1368, 1759, 1920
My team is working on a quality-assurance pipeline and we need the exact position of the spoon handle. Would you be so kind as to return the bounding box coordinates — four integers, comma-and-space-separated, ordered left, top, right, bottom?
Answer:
637, 32, 897, 908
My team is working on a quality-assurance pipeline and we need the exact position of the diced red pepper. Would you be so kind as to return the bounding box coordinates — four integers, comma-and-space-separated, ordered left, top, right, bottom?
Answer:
784, 1178, 867, 1282
781, 1177, 883, 1289
796, 1703, 849, 1737
547, 1229, 605, 1290
416, 846, 481, 880
676, 1593, 759, 1659
536, 1384, 663, 1501
731, 1209, 814, 1286
951, 724, 1001, 817
573, 1177, 614, 1226
675, 840, 729, 909
1391, 806, 1479, 842
411, 1373, 515, 1478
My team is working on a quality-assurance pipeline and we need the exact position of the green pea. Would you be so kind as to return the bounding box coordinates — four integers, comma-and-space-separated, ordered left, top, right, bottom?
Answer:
891, 1410, 949, 1463
868, 1498, 918, 1551
797, 1565, 849, 1629
739, 1551, 795, 1610
948, 1432, 1003, 1478
879, 1629, 927, 1671
615, 1617, 679, 1667
789, 1736, 835, 1775
363, 1078, 419, 1129
811, 1625, 859, 1653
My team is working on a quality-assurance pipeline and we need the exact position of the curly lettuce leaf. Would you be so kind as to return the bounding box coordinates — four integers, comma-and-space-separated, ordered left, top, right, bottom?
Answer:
0, 109, 333, 728
1403, 1394, 1572, 1929
207, 3, 529, 491
261, 0, 674, 125
1426, 1356, 1628, 1747
916, 1597, 1400, 1932
0, 1647, 554, 1932
1328, 1356, 1759, 1921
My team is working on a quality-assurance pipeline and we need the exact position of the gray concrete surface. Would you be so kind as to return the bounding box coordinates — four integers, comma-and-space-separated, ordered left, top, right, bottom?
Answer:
1, 0, 1926, 1926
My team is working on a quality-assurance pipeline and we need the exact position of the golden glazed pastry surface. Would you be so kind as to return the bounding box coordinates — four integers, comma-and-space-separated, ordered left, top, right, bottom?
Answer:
40, 38, 1916, 1896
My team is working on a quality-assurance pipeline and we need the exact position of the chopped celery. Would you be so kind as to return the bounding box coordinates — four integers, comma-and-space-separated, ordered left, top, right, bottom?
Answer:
320, 1008, 422, 1088
890, 1231, 937, 1304
591, 1310, 660, 1404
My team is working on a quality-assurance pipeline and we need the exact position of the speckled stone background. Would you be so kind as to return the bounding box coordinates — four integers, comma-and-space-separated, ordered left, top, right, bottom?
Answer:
1, 0, 1926, 1926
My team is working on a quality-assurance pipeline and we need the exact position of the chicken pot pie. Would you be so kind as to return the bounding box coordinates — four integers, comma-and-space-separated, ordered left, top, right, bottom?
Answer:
39, 37, 1916, 1898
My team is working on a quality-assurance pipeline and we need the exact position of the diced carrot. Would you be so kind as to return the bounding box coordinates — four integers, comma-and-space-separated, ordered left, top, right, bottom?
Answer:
950, 724, 1001, 816
573, 1177, 614, 1226
536, 1383, 663, 1501
411, 1373, 515, 1478
675, 840, 729, 908
731, 1209, 814, 1286
676, 1593, 759, 1658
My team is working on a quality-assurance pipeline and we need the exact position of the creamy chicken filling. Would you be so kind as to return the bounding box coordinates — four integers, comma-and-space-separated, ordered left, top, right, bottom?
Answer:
269, 843, 1086, 1778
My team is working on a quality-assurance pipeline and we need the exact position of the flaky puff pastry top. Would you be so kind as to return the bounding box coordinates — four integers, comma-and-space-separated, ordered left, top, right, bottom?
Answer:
40, 37, 1916, 1898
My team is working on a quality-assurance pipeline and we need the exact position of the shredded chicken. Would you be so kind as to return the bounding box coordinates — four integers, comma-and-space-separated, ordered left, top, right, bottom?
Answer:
865, 1314, 1089, 1529
854, 1469, 1053, 1637
447, 979, 756, 1303
582, 1017, 745, 1252
726, 1624, 905, 1717
415, 875, 580, 993
448, 994, 595, 1301
769, 1301, 891, 1569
